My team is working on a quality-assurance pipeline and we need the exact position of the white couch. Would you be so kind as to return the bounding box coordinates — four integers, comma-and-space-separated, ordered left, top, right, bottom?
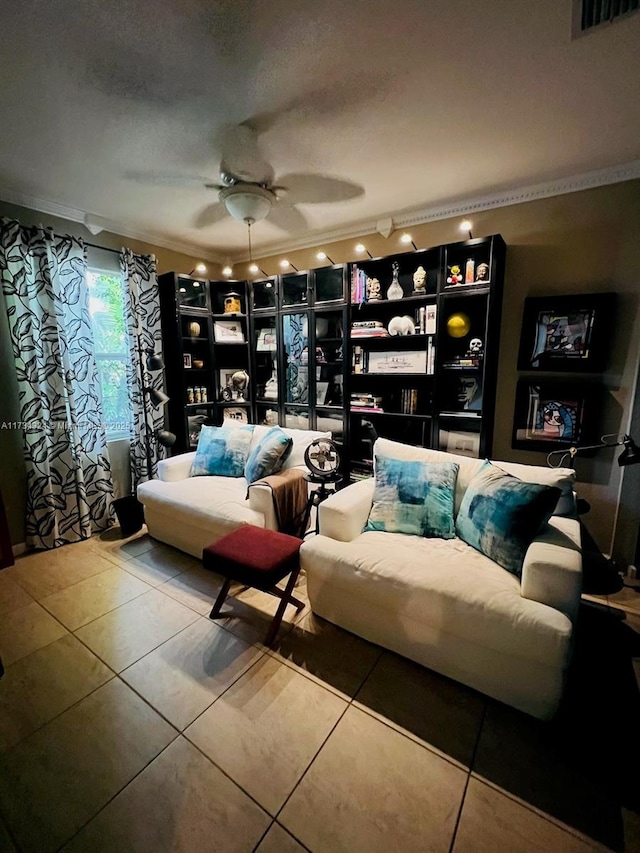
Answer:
300, 438, 582, 720
137, 426, 329, 558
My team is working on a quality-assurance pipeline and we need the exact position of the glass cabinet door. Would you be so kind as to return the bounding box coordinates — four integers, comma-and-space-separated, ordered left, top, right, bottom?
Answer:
254, 315, 278, 403
282, 273, 309, 307
283, 313, 309, 404
177, 277, 208, 310
252, 278, 277, 311
313, 310, 344, 408
314, 267, 345, 304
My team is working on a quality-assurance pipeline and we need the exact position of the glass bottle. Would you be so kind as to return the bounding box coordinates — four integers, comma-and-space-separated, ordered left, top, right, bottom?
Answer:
386, 261, 403, 300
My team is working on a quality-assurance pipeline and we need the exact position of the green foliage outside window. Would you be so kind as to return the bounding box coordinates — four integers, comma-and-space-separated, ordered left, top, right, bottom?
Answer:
87, 271, 132, 438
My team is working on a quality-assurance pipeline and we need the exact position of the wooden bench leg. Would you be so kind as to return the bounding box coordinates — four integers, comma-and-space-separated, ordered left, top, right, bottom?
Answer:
264, 566, 302, 647
209, 578, 232, 619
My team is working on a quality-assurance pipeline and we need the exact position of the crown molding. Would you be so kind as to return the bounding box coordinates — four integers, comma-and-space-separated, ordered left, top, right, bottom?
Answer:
234, 159, 640, 262
0, 187, 225, 264
3, 159, 639, 266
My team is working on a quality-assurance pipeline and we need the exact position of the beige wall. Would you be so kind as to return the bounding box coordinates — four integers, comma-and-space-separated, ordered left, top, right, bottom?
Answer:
250, 180, 640, 562
2, 184, 639, 563
0, 199, 220, 546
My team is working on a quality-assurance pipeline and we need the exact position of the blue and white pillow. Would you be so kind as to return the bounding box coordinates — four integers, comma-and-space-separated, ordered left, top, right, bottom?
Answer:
365, 455, 459, 538
244, 426, 293, 484
455, 460, 561, 575
191, 425, 255, 477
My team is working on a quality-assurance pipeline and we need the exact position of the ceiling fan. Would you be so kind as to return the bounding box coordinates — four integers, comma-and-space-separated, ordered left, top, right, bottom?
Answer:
129, 124, 365, 234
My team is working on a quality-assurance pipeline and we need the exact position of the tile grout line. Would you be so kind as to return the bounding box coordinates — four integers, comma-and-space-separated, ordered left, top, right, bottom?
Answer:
271, 645, 385, 830
447, 699, 488, 853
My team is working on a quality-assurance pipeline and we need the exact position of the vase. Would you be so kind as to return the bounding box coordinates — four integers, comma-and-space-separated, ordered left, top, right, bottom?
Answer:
386, 262, 403, 300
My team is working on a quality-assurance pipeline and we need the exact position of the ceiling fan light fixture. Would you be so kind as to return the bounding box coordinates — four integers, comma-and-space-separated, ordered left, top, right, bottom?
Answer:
218, 184, 274, 223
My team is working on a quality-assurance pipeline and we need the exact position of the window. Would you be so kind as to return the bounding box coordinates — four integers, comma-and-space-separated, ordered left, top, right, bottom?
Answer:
573, 0, 638, 33
87, 269, 133, 440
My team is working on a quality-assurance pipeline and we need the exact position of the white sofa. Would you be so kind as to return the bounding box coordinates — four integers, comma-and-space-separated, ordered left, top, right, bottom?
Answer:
137, 426, 329, 558
300, 438, 582, 720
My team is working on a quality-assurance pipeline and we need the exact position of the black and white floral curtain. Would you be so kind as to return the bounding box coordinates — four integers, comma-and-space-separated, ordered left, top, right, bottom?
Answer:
0, 219, 114, 549
120, 249, 166, 488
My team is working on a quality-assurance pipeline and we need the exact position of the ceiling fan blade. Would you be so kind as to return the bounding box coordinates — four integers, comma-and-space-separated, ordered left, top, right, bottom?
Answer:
276, 174, 364, 204
216, 124, 274, 185
193, 203, 228, 230
268, 204, 309, 233
124, 170, 212, 188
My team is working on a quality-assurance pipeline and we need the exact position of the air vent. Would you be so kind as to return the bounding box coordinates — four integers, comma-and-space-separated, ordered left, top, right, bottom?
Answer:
578, 0, 639, 31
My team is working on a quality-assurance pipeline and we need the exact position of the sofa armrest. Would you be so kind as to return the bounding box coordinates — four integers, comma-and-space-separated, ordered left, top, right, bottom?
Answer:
156, 452, 196, 483
247, 466, 308, 531
318, 478, 375, 542
247, 482, 278, 530
520, 515, 582, 622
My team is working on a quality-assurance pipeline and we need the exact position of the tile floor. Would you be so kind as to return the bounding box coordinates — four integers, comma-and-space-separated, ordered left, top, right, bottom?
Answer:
0, 530, 639, 852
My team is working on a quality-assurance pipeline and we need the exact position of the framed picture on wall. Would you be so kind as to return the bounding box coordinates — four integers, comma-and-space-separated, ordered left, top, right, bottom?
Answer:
512, 380, 600, 452
517, 293, 615, 372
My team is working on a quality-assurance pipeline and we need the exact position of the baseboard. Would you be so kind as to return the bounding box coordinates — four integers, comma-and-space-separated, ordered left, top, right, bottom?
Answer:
12, 542, 27, 557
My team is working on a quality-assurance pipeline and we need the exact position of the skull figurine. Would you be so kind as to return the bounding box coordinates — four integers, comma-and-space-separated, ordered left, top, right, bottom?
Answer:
468, 338, 483, 354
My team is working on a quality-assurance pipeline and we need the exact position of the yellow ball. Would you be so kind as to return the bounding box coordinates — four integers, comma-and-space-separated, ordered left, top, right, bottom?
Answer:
446, 312, 471, 338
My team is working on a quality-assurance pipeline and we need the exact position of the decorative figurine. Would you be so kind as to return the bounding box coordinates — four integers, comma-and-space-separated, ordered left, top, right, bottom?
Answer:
222, 369, 250, 401
465, 258, 475, 284
467, 337, 484, 357
366, 277, 381, 301
388, 316, 415, 336
224, 291, 242, 314
188, 321, 201, 337
446, 265, 463, 286
475, 262, 490, 282
386, 261, 403, 300
412, 266, 427, 294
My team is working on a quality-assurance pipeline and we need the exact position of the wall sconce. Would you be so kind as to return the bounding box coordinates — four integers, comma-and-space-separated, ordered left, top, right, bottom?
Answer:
280, 260, 299, 271
355, 244, 373, 259
249, 262, 269, 276
221, 265, 233, 277
316, 251, 335, 264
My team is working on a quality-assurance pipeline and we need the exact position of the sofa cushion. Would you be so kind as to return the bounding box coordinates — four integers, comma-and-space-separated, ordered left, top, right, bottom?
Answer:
244, 426, 293, 484
456, 461, 561, 575
372, 438, 575, 517
251, 425, 331, 470
191, 424, 255, 477
365, 453, 458, 538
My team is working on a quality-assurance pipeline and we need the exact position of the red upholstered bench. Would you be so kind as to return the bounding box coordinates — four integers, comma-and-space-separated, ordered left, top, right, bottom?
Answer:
202, 525, 304, 647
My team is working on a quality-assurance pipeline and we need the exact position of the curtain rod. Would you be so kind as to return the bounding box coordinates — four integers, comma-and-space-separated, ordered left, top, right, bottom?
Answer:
84, 241, 121, 256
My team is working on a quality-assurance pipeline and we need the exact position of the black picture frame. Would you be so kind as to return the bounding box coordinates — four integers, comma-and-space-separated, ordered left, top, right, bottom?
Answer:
512, 380, 599, 452
517, 293, 615, 372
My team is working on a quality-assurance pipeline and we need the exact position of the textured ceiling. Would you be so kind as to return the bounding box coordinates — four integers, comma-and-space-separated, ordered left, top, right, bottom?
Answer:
0, 0, 639, 259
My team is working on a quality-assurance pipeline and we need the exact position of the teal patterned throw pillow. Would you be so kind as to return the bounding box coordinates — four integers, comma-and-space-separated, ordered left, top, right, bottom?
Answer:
244, 427, 293, 484
365, 455, 459, 538
456, 460, 561, 575
191, 425, 255, 477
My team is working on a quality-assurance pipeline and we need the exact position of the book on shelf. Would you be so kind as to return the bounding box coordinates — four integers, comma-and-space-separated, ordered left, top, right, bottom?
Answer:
350, 406, 384, 413
351, 393, 383, 407
350, 328, 389, 338
400, 388, 418, 415
352, 320, 384, 328
427, 337, 435, 374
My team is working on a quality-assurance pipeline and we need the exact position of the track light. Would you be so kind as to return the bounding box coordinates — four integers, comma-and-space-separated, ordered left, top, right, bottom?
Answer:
147, 353, 165, 371
188, 263, 207, 276
460, 220, 473, 239
249, 262, 269, 276
156, 429, 177, 448
355, 243, 373, 259
316, 251, 335, 264
400, 233, 417, 250
148, 388, 170, 407
280, 259, 299, 271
